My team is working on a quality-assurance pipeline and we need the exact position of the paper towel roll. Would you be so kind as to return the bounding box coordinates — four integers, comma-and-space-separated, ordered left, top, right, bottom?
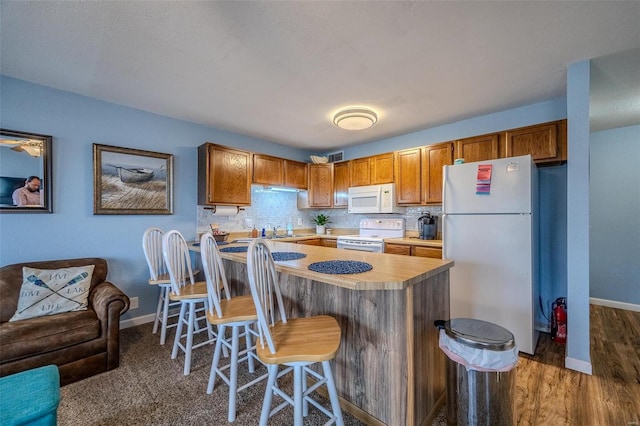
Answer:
209, 205, 240, 216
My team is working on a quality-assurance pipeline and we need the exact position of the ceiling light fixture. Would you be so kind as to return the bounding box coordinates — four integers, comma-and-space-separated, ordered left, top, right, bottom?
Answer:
333, 107, 378, 130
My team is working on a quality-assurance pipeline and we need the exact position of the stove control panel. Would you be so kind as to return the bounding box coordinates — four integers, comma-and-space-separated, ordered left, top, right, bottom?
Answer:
359, 218, 405, 231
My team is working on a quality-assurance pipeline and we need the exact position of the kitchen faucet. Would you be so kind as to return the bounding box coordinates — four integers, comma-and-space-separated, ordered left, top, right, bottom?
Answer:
271, 225, 280, 238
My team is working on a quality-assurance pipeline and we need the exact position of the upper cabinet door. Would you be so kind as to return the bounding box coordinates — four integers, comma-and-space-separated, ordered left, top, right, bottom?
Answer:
308, 163, 334, 208
505, 121, 565, 164
283, 159, 308, 189
395, 148, 422, 205
253, 154, 284, 186
349, 157, 371, 187
370, 152, 394, 184
455, 134, 500, 163
333, 161, 350, 208
422, 142, 454, 204
198, 143, 252, 205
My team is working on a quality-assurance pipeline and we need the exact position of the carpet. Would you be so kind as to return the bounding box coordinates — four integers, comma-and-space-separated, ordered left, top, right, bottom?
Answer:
58, 323, 447, 425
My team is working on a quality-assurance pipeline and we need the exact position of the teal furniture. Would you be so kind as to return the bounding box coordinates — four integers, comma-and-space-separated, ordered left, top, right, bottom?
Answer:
0, 365, 60, 426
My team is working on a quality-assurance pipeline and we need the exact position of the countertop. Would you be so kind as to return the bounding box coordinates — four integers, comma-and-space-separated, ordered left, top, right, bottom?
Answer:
191, 240, 453, 291
383, 237, 443, 248
219, 230, 442, 248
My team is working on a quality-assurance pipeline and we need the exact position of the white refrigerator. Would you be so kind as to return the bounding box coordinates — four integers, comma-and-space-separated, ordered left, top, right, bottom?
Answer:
442, 155, 539, 354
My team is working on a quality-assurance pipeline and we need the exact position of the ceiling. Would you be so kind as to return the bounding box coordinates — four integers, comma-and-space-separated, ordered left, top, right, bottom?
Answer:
590, 48, 640, 132
1, 1, 639, 152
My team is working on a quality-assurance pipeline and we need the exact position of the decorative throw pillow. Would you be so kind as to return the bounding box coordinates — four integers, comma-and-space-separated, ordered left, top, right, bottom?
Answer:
9, 265, 95, 322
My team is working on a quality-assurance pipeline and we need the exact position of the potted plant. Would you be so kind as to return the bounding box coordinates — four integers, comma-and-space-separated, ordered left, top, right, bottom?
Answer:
312, 214, 331, 235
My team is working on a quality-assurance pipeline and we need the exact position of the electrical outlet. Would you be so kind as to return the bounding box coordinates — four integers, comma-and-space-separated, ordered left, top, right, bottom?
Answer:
244, 218, 253, 228
297, 217, 303, 226
130, 296, 139, 310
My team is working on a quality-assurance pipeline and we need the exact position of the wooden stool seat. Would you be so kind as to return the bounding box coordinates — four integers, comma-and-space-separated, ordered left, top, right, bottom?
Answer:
168, 281, 208, 300
147, 273, 171, 285
149, 269, 199, 285
206, 295, 257, 325
256, 316, 341, 364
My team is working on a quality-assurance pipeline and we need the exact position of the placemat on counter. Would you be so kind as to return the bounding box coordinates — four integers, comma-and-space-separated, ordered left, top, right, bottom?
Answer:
192, 241, 228, 247
271, 252, 306, 262
220, 246, 248, 253
308, 260, 373, 274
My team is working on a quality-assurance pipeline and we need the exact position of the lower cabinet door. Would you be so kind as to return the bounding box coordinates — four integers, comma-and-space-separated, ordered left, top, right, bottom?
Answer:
411, 246, 442, 259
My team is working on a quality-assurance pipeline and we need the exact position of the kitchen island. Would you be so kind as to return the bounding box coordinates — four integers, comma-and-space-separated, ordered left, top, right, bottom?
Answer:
205, 240, 453, 426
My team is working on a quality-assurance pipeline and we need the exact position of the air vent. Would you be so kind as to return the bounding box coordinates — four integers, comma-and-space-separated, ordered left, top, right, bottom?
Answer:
327, 151, 344, 163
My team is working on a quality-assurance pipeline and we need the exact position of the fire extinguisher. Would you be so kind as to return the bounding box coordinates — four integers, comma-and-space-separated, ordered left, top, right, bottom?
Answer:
551, 297, 567, 344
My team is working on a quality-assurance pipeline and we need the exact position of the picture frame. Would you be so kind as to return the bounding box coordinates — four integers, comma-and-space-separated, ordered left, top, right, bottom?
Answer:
93, 144, 173, 215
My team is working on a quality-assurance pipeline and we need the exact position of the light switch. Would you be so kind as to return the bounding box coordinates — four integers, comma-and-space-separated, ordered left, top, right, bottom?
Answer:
297, 217, 303, 226
244, 218, 253, 228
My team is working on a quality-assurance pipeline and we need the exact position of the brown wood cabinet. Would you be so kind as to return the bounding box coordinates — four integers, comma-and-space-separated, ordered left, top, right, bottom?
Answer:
349, 152, 394, 187
422, 142, 454, 204
455, 134, 500, 163
253, 155, 308, 189
308, 163, 334, 208
370, 152, 394, 184
505, 120, 567, 164
252, 154, 283, 186
384, 243, 412, 256
283, 159, 308, 189
198, 143, 252, 206
412, 245, 442, 259
384, 242, 442, 259
322, 239, 337, 248
349, 157, 371, 187
297, 238, 322, 246
333, 161, 350, 208
395, 148, 422, 205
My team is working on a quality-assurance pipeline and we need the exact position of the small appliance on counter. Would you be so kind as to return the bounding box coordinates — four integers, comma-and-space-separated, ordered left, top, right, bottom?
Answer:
418, 213, 438, 240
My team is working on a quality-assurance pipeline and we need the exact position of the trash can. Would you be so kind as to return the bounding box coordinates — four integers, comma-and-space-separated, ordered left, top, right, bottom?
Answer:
435, 318, 518, 426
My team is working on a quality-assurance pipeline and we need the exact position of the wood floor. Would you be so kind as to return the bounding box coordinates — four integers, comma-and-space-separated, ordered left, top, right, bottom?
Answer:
515, 304, 640, 425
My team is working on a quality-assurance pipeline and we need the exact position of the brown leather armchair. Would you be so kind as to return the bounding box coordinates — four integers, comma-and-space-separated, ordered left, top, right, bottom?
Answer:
0, 258, 129, 385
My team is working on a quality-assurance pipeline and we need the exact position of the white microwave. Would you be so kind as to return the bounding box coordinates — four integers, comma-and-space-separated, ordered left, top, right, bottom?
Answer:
348, 183, 404, 214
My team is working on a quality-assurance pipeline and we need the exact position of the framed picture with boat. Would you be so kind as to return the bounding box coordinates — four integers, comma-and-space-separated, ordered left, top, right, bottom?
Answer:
93, 144, 173, 215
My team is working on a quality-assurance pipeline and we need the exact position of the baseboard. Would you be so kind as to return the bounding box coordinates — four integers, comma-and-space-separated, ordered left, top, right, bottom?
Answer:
535, 322, 551, 333
120, 313, 156, 329
565, 356, 592, 375
590, 297, 640, 312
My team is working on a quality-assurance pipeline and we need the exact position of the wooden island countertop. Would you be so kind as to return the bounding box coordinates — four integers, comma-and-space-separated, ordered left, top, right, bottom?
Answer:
208, 240, 452, 291
192, 240, 453, 426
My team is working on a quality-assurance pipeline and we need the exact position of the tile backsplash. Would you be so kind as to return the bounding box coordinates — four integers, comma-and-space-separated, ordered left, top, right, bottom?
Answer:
197, 185, 441, 236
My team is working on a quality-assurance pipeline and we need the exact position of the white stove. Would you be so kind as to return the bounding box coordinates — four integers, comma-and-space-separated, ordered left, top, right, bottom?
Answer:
337, 219, 405, 253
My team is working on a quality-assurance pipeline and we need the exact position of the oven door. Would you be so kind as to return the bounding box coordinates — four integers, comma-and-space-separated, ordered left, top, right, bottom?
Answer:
337, 239, 384, 253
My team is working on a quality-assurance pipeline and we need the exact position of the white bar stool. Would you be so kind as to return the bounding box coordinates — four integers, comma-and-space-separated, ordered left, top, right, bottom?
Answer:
246, 239, 344, 426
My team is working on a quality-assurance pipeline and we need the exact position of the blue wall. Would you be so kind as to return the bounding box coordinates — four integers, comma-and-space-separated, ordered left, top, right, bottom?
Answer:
565, 59, 592, 373
590, 125, 640, 305
1, 76, 569, 329
0, 76, 310, 320
343, 98, 566, 160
